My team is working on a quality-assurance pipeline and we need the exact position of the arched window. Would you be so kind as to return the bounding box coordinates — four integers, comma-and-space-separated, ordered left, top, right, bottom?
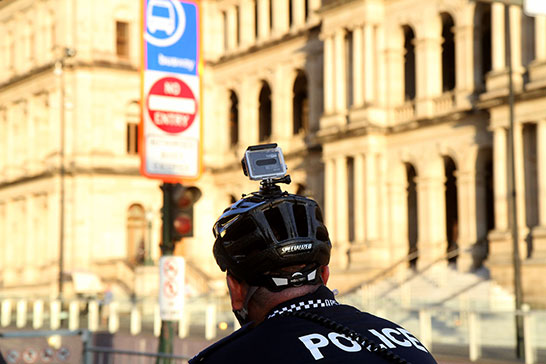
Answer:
293, 70, 308, 134
127, 204, 146, 265
259, 81, 272, 141
403, 25, 416, 101
475, 4, 492, 90
126, 102, 140, 155
441, 13, 456, 92
443, 156, 458, 265
229, 90, 239, 147
406, 163, 418, 269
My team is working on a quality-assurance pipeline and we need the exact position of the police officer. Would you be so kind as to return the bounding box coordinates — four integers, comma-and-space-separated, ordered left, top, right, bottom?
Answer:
190, 147, 438, 364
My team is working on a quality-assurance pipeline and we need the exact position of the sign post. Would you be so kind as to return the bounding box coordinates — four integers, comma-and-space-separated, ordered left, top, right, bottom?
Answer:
141, 1, 201, 362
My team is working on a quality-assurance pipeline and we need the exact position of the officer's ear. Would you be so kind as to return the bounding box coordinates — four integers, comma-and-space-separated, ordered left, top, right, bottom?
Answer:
320, 265, 330, 285
226, 273, 247, 310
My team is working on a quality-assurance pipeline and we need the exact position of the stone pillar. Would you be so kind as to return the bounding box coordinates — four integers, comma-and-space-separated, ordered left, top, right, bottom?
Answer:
363, 23, 376, 105
416, 157, 447, 267
272, 0, 288, 35
457, 169, 478, 272
489, 126, 511, 267
257, 0, 270, 40
353, 154, 365, 243
492, 3, 506, 71
334, 29, 347, 113
513, 122, 528, 257
323, 35, 334, 114
365, 153, 379, 242
414, 17, 442, 117
324, 158, 335, 239
387, 164, 408, 263
226, 6, 237, 51
352, 25, 364, 108
240, 0, 256, 46
535, 16, 546, 60
454, 23, 474, 108
509, 5, 524, 89
292, 0, 305, 28
493, 127, 509, 231
528, 16, 546, 85
335, 156, 349, 269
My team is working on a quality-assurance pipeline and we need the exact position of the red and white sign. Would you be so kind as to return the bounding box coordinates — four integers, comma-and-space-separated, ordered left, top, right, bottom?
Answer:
147, 77, 197, 134
142, 72, 200, 180
159, 256, 185, 321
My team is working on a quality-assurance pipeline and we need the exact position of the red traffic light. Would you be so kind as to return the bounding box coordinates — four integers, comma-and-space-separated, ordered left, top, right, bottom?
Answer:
174, 214, 192, 235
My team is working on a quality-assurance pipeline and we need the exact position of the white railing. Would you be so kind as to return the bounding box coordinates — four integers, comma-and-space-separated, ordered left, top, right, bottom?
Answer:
394, 101, 416, 123
0, 296, 543, 363
433, 92, 455, 115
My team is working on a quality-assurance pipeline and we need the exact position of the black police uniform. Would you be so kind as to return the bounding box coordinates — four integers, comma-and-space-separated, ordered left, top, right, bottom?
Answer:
189, 286, 438, 364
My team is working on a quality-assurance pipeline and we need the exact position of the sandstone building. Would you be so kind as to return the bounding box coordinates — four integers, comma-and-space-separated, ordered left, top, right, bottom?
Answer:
1, 0, 546, 307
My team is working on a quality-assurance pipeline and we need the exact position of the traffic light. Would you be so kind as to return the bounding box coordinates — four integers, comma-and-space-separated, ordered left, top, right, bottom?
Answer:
170, 184, 202, 240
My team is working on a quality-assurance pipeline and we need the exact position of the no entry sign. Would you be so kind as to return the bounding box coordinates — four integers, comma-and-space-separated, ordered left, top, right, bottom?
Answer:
141, 0, 201, 181
147, 77, 197, 134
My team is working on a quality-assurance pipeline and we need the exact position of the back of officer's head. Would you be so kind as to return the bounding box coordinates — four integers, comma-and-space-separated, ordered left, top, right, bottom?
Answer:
212, 189, 332, 293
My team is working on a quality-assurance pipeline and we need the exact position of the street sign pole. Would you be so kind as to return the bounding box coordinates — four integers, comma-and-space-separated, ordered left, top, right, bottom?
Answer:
503, 2, 524, 359
157, 182, 175, 364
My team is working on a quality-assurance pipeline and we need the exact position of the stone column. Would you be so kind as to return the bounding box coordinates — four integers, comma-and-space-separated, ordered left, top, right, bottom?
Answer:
416, 157, 447, 267
493, 127, 509, 231
324, 158, 336, 239
535, 16, 546, 61
528, 15, 546, 85
454, 23, 474, 108
240, 0, 256, 46
335, 155, 349, 269
387, 164, 408, 263
323, 35, 334, 114
292, 0, 305, 28
363, 23, 376, 105
509, 5, 524, 89
353, 154, 365, 243
272, 0, 288, 35
226, 6, 237, 50
257, 0, 270, 40
365, 153, 379, 242
456, 169, 478, 271
492, 2, 506, 71
513, 122, 528, 256
352, 25, 364, 108
334, 29, 347, 113
414, 17, 442, 117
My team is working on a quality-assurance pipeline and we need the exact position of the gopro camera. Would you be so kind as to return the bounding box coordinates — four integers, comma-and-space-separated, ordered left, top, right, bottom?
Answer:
242, 144, 287, 181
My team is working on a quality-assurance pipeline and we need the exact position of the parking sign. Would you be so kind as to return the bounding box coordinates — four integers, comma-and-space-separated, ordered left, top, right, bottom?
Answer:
141, 0, 201, 181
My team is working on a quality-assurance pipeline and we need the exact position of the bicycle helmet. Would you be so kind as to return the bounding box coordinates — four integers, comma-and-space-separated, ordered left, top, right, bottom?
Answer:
213, 190, 331, 292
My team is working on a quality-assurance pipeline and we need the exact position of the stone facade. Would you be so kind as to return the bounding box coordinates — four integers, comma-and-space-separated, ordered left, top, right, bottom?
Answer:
1, 0, 546, 306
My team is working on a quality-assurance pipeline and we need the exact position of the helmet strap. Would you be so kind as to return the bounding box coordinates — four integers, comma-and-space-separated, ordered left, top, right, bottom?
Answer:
233, 285, 259, 326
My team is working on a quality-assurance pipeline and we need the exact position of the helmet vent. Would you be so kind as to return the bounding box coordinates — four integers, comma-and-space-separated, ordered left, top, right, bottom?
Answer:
315, 207, 324, 223
264, 207, 288, 241
292, 204, 308, 237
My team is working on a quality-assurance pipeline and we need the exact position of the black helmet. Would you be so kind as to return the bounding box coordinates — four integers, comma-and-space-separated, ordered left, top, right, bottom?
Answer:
213, 190, 331, 291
